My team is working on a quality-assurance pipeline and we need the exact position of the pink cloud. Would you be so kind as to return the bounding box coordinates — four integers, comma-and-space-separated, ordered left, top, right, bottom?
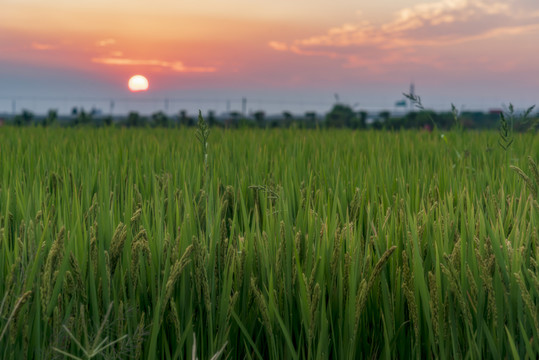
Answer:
96, 38, 116, 47
92, 57, 217, 73
269, 0, 539, 70
268, 41, 288, 51
31, 42, 55, 50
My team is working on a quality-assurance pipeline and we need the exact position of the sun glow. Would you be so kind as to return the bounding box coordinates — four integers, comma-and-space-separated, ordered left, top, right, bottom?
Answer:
128, 75, 149, 92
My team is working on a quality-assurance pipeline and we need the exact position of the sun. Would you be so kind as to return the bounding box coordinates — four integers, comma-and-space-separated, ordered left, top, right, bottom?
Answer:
128, 75, 149, 92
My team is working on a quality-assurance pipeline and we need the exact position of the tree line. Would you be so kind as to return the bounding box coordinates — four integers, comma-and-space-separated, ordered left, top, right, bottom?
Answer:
2, 103, 538, 131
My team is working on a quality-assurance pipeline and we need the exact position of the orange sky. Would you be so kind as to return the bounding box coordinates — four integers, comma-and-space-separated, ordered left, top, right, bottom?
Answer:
1, 0, 539, 113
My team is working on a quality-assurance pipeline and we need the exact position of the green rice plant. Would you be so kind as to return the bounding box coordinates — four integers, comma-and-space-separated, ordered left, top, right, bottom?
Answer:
451, 103, 462, 132
499, 104, 535, 151
403, 92, 437, 129
191, 332, 227, 360
0, 127, 538, 359
196, 110, 210, 190
52, 303, 128, 359
511, 156, 539, 211
498, 107, 514, 151
0, 291, 32, 343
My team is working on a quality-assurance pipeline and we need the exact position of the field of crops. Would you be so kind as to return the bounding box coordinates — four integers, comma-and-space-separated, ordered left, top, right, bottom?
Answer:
0, 125, 538, 359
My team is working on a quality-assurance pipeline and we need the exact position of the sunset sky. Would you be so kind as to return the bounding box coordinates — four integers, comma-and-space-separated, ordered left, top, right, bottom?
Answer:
1, 0, 538, 114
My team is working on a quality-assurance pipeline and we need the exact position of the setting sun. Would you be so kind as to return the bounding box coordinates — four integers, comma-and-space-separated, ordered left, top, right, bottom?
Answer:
128, 75, 149, 92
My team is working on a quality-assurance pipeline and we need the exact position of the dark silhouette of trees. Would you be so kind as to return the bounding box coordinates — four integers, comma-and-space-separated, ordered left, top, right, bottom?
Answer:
207, 110, 217, 127
179, 110, 194, 126
326, 104, 365, 128
379, 111, 391, 122
254, 111, 265, 127
126, 111, 146, 127
225, 111, 241, 128
3, 105, 536, 130
43, 109, 58, 127
77, 109, 92, 126
359, 111, 368, 125
151, 111, 169, 127
304, 112, 318, 128
14, 109, 34, 126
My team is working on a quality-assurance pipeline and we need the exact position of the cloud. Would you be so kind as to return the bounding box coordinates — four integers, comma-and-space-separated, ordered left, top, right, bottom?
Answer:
92, 57, 217, 73
269, 0, 539, 69
31, 42, 55, 50
96, 38, 116, 47
268, 41, 288, 51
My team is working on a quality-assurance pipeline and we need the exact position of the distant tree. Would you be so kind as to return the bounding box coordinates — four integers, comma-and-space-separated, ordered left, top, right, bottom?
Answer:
358, 111, 368, 128
371, 120, 384, 130
281, 111, 294, 127
14, 109, 34, 126
22, 109, 34, 125
359, 111, 367, 121
76, 109, 92, 126
304, 111, 317, 128
103, 116, 113, 127
151, 111, 169, 127
379, 111, 391, 122
207, 110, 217, 127
305, 111, 316, 121
126, 111, 146, 127
282, 111, 293, 120
326, 104, 355, 128
226, 111, 241, 128
238, 117, 255, 128
43, 109, 58, 127
401, 110, 436, 129
417, 110, 436, 128
254, 111, 265, 127
179, 110, 194, 126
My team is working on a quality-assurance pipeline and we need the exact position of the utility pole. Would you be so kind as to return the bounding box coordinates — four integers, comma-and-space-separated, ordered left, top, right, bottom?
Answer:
242, 97, 247, 116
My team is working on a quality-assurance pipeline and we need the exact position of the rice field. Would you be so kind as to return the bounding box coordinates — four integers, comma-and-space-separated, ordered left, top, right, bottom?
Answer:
0, 125, 538, 359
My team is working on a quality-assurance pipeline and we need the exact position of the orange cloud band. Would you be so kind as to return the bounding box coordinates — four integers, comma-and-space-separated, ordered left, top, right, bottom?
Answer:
92, 57, 217, 73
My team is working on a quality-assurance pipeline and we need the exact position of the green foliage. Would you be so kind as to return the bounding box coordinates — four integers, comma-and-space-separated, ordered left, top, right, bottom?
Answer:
403, 92, 437, 129
13, 109, 34, 126
195, 110, 210, 163
126, 111, 146, 127
499, 104, 536, 150
499, 105, 514, 150
511, 156, 539, 204
151, 111, 169, 128
451, 103, 462, 131
52, 304, 128, 359
43, 110, 58, 127
76, 109, 93, 126
325, 104, 364, 128
0, 128, 538, 359
3, 103, 536, 130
